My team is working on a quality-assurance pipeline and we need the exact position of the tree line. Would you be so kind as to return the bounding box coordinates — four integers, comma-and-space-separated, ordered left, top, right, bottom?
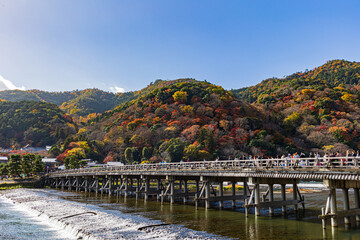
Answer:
0, 154, 44, 177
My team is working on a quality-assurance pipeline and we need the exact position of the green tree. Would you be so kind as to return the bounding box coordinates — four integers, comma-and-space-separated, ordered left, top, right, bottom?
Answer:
21, 154, 34, 177
49, 145, 61, 158
183, 144, 197, 161
7, 154, 21, 177
124, 147, 133, 163
197, 128, 216, 154
142, 147, 151, 160
173, 91, 188, 103
124, 147, 140, 164
159, 138, 186, 162
32, 155, 44, 174
0, 163, 8, 176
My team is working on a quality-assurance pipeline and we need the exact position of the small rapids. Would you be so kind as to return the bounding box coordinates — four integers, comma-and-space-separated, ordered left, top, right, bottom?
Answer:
0, 189, 227, 240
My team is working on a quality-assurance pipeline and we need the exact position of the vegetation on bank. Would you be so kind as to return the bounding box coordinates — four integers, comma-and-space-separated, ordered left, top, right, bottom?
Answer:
0, 154, 44, 178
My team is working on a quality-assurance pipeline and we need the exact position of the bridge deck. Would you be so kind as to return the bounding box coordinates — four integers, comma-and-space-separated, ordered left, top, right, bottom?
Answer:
49, 157, 360, 181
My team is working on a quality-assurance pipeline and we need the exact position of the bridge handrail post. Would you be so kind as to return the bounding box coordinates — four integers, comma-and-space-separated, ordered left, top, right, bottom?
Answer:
355, 157, 358, 167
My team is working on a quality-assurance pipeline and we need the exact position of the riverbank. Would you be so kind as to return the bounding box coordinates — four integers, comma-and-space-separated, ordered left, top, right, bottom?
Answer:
0, 189, 227, 239
0, 177, 43, 190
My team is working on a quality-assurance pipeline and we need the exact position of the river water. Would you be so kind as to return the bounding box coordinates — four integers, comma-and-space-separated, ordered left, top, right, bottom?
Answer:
2, 187, 360, 239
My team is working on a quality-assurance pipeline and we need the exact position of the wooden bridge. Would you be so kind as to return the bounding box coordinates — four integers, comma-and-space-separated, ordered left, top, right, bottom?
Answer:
46, 156, 360, 229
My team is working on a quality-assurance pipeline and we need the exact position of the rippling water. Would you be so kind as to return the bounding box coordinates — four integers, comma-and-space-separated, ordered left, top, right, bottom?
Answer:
2, 187, 360, 239
0, 198, 75, 240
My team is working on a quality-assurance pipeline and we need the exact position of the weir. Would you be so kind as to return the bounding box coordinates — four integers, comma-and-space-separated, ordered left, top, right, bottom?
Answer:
46, 156, 360, 229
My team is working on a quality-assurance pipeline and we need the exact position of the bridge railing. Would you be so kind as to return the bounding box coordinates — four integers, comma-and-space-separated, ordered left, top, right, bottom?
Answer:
50, 156, 360, 176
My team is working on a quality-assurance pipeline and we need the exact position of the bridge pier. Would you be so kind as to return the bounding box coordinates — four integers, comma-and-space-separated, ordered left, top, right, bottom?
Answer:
355, 188, 360, 222
183, 180, 188, 204
144, 177, 150, 201
124, 177, 128, 197
205, 180, 210, 209
330, 188, 338, 227
320, 180, 360, 228
170, 180, 175, 204
293, 181, 298, 212
219, 181, 223, 208
268, 184, 274, 216
342, 188, 350, 225
232, 181, 236, 208
254, 183, 260, 216
281, 184, 286, 214
245, 178, 303, 217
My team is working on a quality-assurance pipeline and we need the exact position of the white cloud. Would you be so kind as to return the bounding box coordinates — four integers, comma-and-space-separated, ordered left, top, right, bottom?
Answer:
0, 75, 26, 91
109, 86, 125, 93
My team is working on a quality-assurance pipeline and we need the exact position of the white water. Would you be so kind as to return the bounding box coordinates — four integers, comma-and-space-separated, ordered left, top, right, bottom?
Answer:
0, 189, 227, 239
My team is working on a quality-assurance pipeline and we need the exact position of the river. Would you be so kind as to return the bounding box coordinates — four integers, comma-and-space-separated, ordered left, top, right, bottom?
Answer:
1, 187, 360, 239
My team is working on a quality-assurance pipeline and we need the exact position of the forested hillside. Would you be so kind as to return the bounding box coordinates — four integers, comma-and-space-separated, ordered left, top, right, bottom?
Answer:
0, 80, 197, 117
2, 60, 360, 165
0, 101, 76, 148
232, 60, 360, 153
73, 81, 295, 163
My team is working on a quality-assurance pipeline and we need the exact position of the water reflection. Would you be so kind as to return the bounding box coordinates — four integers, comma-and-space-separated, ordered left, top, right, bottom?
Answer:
55, 189, 360, 240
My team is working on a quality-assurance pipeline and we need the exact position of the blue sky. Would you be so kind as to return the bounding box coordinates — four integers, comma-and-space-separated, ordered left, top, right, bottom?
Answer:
0, 0, 359, 92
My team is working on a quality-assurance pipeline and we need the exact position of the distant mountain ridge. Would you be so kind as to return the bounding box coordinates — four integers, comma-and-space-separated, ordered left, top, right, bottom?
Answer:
232, 60, 360, 104
0, 101, 75, 148
0, 79, 198, 116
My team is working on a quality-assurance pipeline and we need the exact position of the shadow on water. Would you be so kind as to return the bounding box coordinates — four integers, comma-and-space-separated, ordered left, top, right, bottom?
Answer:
57, 189, 360, 240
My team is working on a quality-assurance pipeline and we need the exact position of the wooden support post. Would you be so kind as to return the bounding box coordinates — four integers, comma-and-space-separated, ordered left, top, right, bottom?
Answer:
170, 180, 174, 204
293, 182, 298, 212
196, 180, 200, 196
245, 199, 249, 217
156, 179, 161, 200
219, 181, 224, 208
135, 178, 139, 199
322, 208, 326, 229
84, 178, 88, 192
232, 181, 236, 208
355, 188, 360, 222
254, 183, 260, 216
269, 184, 274, 216
75, 178, 79, 191
205, 181, 210, 209
330, 188, 338, 227
124, 177, 128, 197
144, 178, 150, 201
183, 180, 188, 204
100, 178, 104, 195
243, 181, 248, 196
342, 188, 350, 225
281, 184, 286, 214
138, 178, 142, 191
95, 177, 99, 194
109, 177, 112, 195
195, 193, 198, 210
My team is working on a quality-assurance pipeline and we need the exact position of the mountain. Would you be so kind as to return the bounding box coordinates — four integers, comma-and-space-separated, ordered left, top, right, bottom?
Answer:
2, 60, 360, 162
232, 60, 360, 153
232, 60, 360, 104
0, 89, 127, 117
0, 101, 76, 148
79, 80, 293, 163
0, 80, 198, 117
